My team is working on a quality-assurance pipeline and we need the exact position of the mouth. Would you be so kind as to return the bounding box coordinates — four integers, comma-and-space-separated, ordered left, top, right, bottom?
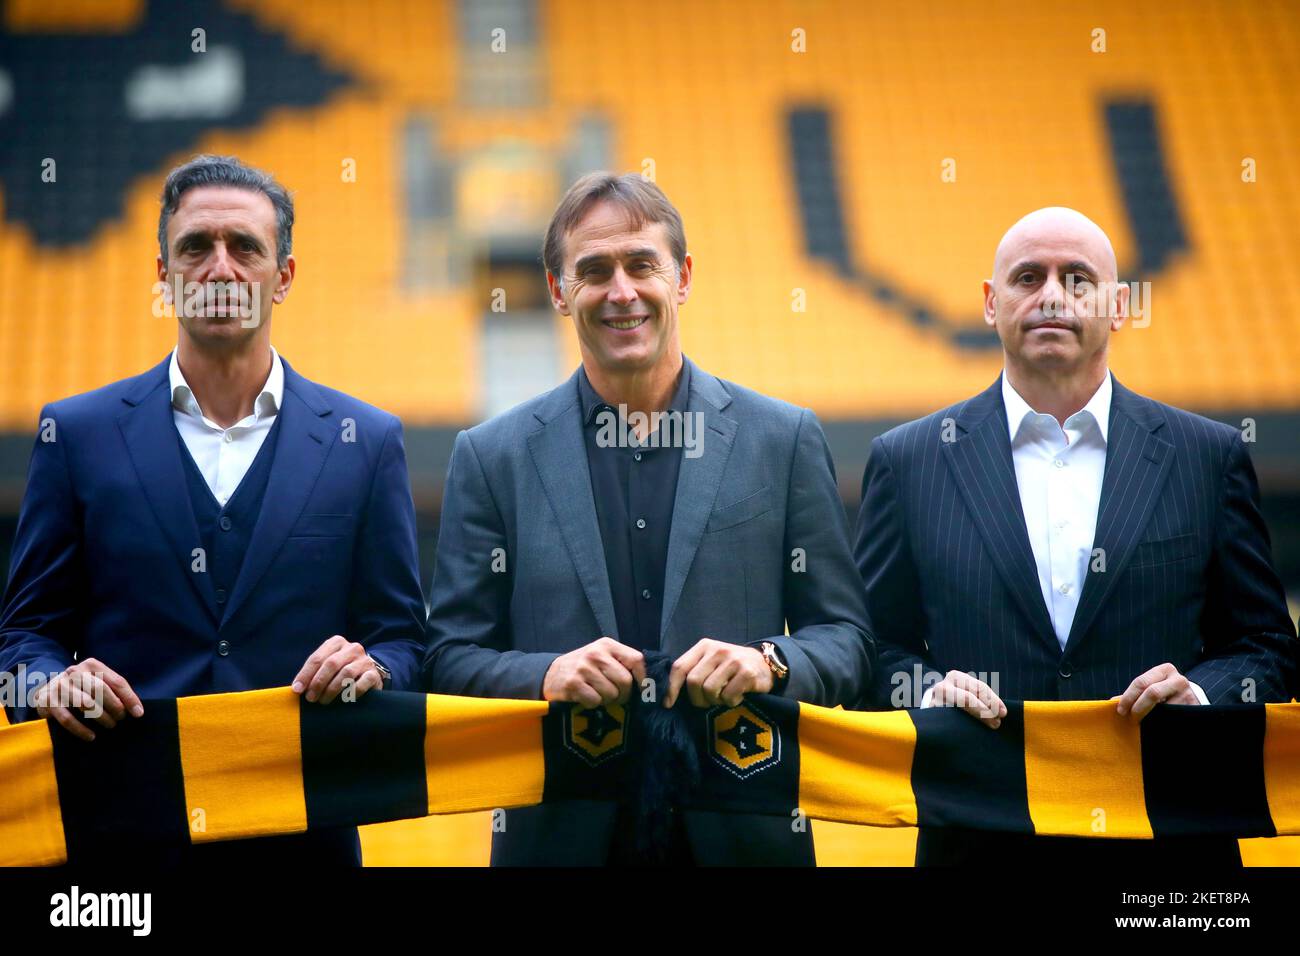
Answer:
1028, 322, 1075, 333
601, 315, 649, 331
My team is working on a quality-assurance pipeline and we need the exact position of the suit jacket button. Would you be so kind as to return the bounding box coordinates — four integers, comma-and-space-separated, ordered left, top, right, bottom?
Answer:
1058, 664, 1072, 678
217, 640, 231, 657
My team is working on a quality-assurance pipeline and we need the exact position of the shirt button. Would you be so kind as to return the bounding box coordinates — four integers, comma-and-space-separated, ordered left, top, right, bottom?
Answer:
219, 516, 233, 532
215, 587, 227, 604
1058, 582, 1072, 595
1053, 458, 1065, 468
217, 640, 230, 657
636, 518, 646, 529
223, 432, 233, 443
633, 452, 642, 462
641, 589, 651, 600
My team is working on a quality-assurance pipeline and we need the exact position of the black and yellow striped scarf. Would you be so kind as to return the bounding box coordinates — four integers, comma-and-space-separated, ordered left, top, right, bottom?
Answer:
3, 688, 1299, 866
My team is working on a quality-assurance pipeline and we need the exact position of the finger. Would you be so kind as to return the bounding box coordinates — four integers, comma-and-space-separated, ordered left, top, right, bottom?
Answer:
606, 644, 647, 686
940, 686, 1002, 728
67, 682, 117, 728
596, 659, 635, 702
569, 680, 603, 709
80, 674, 125, 723
97, 668, 144, 719
1116, 664, 1172, 715
320, 661, 367, 705
581, 667, 622, 705
293, 635, 347, 693
665, 644, 708, 708
306, 648, 355, 702
50, 706, 96, 742
686, 660, 718, 709
720, 670, 753, 708
948, 672, 1006, 718
352, 669, 383, 699
1131, 677, 1183, 719
701, 658, 741, 706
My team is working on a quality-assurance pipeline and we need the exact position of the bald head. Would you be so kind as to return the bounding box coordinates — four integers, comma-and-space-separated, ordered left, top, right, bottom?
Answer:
992, 207, 1118, 284
983, 206, 1129, 389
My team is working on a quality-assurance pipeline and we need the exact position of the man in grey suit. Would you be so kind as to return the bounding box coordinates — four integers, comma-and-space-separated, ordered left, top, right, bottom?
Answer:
424, 172, 873, 865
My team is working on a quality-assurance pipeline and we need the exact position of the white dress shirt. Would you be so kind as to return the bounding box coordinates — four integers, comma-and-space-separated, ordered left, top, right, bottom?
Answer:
921, 369, 1205, 706
169, 347, 283, 507
1002, 369, 1111, 652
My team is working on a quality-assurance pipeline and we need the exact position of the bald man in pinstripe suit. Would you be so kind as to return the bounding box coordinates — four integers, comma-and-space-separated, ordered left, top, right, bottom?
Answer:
854, 208, 1297, 866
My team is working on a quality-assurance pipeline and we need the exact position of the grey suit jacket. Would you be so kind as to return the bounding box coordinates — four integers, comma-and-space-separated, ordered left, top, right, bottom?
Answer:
424, 357, 874, 863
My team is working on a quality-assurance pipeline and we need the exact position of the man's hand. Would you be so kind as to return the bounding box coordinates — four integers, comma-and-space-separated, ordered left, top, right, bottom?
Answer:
292, 635, 384, 704
542, 637, 646, 708
665, 638, 772, 709
34, 658, 143, 743
925, 670, 1006, 729
1112, 662, 1201, 719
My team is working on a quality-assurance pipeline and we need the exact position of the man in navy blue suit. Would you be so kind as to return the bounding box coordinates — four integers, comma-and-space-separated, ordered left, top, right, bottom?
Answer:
0, 155, 427, 865
855, 207, 1297, 866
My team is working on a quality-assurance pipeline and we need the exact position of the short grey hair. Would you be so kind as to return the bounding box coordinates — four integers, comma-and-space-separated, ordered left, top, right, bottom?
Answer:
158, 154, 294, 267
543, 171, 687, 284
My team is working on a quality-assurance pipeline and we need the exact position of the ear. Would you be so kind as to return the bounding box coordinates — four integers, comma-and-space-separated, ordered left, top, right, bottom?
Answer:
1110, 279, 1130, 332
982, 279, 997, 327
546, 270, 570, 315
271, 255, 296, 305
156, 256, 171, 303
676, 252, 693, 305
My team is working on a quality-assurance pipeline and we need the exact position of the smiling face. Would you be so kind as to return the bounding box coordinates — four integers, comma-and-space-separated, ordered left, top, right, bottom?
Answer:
156, 185, 294, 351
983, 207, 1128, 376
546, 199, 691, 377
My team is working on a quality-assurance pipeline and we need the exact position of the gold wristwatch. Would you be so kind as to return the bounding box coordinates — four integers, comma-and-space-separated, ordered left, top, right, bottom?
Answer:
759, 641, 789, 685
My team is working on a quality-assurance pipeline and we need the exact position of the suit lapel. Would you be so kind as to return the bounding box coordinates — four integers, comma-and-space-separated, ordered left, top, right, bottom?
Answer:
527, 373, 619, 641
221, 362, 336, 628
117, 357, 220, 623
942, 378, 1058, 653
659, 362, 737, 642
1062, 379, 1173, 657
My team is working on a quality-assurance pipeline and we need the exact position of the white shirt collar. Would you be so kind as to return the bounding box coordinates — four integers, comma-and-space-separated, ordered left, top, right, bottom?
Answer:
1002, 368, 1112, 444
170, 346, 283, 422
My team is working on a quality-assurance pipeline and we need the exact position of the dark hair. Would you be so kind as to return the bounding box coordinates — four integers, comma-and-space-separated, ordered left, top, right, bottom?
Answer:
543, 172, 687, 281
158, 155, 294, 267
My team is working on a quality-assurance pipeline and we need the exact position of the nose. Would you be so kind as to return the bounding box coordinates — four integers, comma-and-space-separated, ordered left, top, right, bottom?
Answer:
607, 265, 638, 306
1039, 272, 1068, 319
205, 242, 238, 282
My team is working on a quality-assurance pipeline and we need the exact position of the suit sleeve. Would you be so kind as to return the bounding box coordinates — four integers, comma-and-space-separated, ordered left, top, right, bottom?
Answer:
1186, 432, 1298, 703
853, 434, 942, 709
347, 416, 428, 691
763, 409, 874, 709
0, 407, 84, 721
423, 430, 560, 699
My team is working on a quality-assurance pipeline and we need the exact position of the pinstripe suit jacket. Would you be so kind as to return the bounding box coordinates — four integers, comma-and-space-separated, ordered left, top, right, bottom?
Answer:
855, 373, 1296, 710
854, 374, 1296, 865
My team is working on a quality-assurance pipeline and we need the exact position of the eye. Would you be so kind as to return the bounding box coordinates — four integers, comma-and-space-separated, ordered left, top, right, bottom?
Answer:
1017, 272, 1037, 284
241, 240, 257, 252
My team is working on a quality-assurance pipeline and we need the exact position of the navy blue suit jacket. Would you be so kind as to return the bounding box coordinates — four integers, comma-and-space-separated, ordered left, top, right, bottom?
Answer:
854, 375, 1297, 864
0, 355, 427, 861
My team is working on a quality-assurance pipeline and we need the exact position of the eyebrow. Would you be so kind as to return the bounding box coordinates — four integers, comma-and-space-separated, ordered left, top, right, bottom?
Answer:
572, 246, 662, 274
174, 228, 268, 254
1006, 258, 1100, 278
